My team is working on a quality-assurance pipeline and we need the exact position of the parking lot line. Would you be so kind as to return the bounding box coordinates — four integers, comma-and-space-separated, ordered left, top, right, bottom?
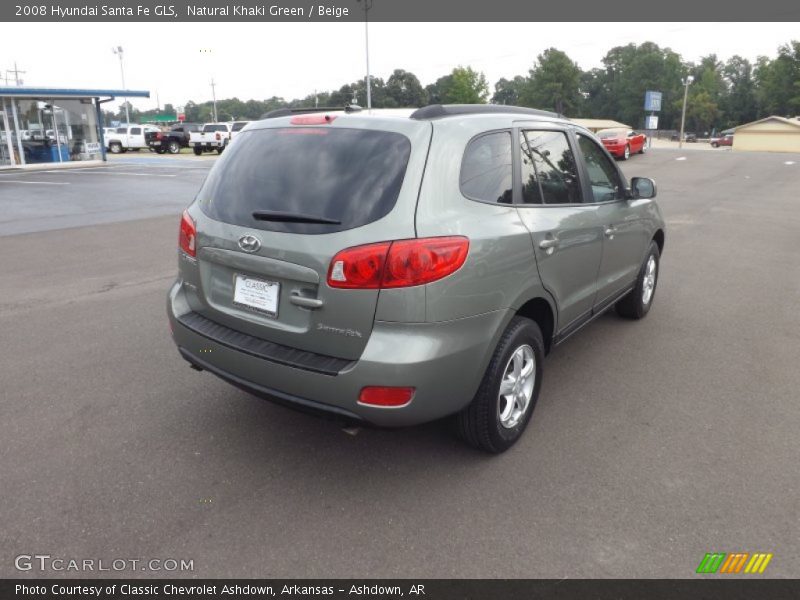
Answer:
51, 170, 178, 178
0, 179, 70, 185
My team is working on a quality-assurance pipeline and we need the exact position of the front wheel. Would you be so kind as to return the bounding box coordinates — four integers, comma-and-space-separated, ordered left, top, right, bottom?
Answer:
615, 241, 660, 319
192, 146, 202, 156
711, 142, 719, 148
109, 142, 122, 154
457, 317, 544, 453
622, 144, 631, 160
639, 141, 647, 154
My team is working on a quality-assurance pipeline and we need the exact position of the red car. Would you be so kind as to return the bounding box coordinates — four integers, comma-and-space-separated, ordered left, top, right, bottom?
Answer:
710, 133, 734, 148
597, 128, 647, 160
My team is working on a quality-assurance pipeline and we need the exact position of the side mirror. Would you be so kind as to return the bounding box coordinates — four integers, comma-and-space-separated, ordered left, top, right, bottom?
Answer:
630, 177, 657, 200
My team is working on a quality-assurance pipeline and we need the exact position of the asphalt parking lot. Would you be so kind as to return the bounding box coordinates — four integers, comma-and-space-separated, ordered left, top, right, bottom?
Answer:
1, 148, 798, 578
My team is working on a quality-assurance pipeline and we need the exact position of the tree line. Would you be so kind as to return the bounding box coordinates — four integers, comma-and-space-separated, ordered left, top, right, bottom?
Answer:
109, 39, 800, 133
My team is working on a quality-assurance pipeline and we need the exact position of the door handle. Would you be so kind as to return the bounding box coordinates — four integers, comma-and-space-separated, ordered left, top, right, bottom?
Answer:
290, 292, 323, 309
538, 238, 559, 255
604, 226, 616, 239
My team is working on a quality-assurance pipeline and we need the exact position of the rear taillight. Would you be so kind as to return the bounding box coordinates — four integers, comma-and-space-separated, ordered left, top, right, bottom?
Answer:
215, 132, 221, 141
179, 210, 196, 257
155, 132, 163, 140
327, 237, 469, 289
358, 386, 415, 407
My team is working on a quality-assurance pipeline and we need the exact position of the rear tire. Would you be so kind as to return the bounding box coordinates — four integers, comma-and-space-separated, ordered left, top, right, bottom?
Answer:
615, 241, 660, 320
217, 143, 226, 155
168, 141, 181, 154
711, 142, 719, 148
156, 147, 166, 154
192, 146, 202, 156
457, 317, 544, 453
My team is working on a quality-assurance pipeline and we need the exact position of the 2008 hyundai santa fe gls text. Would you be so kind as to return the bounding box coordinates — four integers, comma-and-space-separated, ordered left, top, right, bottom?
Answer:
167, 103, 665, 453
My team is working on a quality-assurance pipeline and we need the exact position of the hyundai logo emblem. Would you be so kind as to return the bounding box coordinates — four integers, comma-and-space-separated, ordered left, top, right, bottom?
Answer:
238, 234, 261, 253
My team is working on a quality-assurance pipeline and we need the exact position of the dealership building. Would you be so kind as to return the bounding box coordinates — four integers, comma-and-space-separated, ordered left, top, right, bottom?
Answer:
0, 86, 149, 169
733, 116, 800, 153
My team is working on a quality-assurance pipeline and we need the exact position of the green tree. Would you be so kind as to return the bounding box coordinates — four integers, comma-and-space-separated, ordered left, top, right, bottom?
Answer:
492, 76, 526, 105
520, 48, 582, 115
721, 56, 758, 127
437, 66, 489, 104
755, 41, 800, 116
385, 69, 428, 107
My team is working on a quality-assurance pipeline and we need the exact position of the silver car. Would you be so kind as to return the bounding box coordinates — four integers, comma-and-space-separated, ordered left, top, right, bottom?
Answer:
168, 104, 665, 453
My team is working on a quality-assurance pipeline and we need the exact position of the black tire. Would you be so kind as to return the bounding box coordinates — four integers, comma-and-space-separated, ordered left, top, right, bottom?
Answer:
156, 147, 167, 154
615, 241, 660, 320
217, 143, 226, 155
192, 146, 202, 156
711, 142, 719, 148
167, 141, 181, 154
639, 141, 647, 154
621, 144, 630, 160
109, 142, 122, 154
457, 317, 544, 453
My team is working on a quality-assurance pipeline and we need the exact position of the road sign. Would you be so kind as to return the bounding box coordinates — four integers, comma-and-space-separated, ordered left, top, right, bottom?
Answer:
646, 115, 659, 129
644, 91, 662, 112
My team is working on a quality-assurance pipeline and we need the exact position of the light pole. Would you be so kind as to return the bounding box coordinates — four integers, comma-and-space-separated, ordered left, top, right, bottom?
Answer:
112, 46, 130, 126
357, 0, 373, 110
210, 78, 218, 122
678, 75, 694, 149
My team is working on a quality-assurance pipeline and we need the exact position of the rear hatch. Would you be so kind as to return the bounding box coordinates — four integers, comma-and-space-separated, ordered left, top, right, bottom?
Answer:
186, 115, 431, 361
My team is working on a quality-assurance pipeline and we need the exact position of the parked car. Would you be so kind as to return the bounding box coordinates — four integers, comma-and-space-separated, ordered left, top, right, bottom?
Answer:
146, 123, 203, 154
189, 123, 232, 155
168, 104, 665, 453
229, 120, 251, 142
670, 132, 697, 143
597, 128, 647, 160
710, 133, 734, 148
106, 124, 159, 153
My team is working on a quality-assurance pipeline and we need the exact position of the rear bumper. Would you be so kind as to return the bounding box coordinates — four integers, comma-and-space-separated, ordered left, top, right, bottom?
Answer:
167, 280, 508, 427
602, 144, 625, 157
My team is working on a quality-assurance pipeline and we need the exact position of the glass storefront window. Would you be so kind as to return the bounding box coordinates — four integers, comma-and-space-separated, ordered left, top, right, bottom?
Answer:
0, 96, 102, 167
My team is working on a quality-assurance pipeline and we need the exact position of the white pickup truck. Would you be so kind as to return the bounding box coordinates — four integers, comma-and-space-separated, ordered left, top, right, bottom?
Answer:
105, 125, 160, 154
189, 123, 232, 155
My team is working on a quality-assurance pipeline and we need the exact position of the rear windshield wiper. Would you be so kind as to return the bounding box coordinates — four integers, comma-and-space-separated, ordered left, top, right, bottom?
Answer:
252, 210, 341, 225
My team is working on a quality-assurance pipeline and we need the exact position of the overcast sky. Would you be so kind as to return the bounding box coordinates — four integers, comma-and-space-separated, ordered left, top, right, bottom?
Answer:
1, 22, 797, 111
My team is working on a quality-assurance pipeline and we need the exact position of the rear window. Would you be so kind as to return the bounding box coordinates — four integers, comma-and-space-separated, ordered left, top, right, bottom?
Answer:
197, 127, 412, 234
203, 124, 228, 132
231, 122, 249, 132
598, 130, 624, 139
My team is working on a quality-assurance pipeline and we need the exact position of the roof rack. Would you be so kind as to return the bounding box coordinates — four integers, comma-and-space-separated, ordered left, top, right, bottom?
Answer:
261, 105, 363, 119
410, 104, 560, 120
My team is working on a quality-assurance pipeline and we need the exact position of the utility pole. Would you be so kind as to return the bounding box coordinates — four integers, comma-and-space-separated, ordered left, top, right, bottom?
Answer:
678, 75, 694, 149
7, 61, 26, 85
357, 0, 373, 110
210, 78, 218, 122
112, 47, 130, 126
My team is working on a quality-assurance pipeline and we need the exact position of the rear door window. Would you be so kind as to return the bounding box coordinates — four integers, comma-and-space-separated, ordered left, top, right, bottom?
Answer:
460, 131, 513, 204
197, 127, 412, 234
519, 130, 582, 204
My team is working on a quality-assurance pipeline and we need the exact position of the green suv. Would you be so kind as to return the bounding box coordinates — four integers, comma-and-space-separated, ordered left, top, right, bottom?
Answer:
167, 104, 665, 453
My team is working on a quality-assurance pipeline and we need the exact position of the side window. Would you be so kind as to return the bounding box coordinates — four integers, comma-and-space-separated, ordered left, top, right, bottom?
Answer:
519, 130, 582, 205
130, 127, 142, 135
460, 131, 513, 204
577, 134, 623, 203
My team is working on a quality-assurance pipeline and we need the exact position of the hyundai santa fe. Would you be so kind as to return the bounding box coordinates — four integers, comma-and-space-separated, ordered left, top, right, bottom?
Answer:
167, 104, 665, 453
